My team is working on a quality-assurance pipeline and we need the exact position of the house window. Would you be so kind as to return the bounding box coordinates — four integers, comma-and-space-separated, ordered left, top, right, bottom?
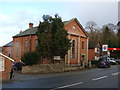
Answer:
0, 57, 4, 71
35, 39, 38, 48
71, 40, 76, 59
95, 48, 100, 53
25, 40, 28, 52
81, 55, 85, 61
16, 42, 18, 57
82, 41, 84, 49
72, 25, 76, 30
6, 52, 8, 56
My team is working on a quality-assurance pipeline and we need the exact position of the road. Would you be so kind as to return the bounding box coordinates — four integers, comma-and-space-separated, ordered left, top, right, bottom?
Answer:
2, 65, 120, 89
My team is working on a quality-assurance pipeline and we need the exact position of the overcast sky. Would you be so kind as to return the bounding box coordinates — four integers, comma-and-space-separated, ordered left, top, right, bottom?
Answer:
0, 0, 119, 46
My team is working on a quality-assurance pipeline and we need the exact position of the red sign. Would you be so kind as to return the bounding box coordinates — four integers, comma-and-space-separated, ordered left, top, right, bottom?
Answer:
102, 45, 108, 51
108, 48, 120, 50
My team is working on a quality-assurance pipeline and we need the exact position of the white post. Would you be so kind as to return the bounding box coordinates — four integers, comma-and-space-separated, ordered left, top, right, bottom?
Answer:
89, 61, 91, 68
82, 61, 85, 68
86, 37, 89, 66
68, 34, 71, 65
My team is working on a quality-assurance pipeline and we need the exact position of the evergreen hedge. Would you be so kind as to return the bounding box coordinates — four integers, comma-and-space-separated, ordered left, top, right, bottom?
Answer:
91, 60, 99, 65
21, 51, 40, 65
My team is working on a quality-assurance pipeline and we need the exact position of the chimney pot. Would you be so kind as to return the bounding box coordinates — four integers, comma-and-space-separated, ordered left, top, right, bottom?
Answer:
19, 30, 22, 33
29, 23, 33, 28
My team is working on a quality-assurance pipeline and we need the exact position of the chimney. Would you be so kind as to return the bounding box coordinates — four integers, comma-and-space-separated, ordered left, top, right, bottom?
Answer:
19, 30, 22, 33
29, 23, 33, 28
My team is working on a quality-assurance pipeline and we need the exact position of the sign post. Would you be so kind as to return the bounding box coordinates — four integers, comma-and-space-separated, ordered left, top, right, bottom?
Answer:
102, 45, 108, 60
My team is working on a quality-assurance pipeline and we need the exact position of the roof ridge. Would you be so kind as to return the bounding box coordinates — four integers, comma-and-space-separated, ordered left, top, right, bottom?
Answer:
13, 18, 87, 38
13, 26, 38, 38
3, 41, 13, 47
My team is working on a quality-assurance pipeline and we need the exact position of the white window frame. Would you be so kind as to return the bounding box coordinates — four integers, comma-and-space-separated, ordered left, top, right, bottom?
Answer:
0, 56, 4, 71
71, 39, 77, 59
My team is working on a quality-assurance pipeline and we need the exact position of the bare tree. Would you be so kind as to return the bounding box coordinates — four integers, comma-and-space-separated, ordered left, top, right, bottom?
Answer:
86, 21, 100, 41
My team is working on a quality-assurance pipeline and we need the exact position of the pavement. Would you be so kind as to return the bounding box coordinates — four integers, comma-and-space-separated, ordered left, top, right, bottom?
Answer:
12, 66, 90, 82
2, 70, 56, 83
13, 69, 84, 81
13, 70, 44, 81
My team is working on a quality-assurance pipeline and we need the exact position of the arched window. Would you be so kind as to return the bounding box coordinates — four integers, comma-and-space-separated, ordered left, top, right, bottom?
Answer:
81, 55, 85, 61
25, 40, 28, 52
16, 42, 18, 57
71, 40, 76, 59
35, 39, 38, 48
82, 41, 84, 49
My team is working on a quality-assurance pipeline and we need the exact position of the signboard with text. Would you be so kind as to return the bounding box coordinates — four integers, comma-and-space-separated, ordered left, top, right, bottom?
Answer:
54, 56, 61, 60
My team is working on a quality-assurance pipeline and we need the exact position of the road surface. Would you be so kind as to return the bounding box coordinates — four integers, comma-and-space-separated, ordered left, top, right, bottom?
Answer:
2, 65, 120, 89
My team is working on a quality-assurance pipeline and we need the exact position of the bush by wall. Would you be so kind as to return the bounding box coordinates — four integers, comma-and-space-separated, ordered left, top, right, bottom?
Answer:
91, 60, 99, 65
21, 51, 40, 65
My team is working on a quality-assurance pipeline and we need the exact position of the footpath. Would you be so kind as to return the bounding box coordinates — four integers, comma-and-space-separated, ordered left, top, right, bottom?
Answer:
2, 65, 97, 83
3, 70, 80, 83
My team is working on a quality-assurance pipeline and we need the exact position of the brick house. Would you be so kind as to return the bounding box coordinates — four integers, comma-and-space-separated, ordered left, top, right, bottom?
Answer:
12, 23, 38, 62
0, 53, 15, 80
0, 47, 2, 52
9, 18, 88, 66
88, 40, 101, 61
64, 18, 88, 66
3, 41, 13, 58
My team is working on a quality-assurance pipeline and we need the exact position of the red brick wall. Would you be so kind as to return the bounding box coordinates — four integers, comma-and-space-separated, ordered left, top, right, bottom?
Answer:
0, 56, 12, 80
69, 35, 78, 64
2, 58, 12, 80
3, 46, 12, 58
88, 49, 95, 61
12, 35, 37, 62
12, 19, 88, 65
80, 37, 87, 64
64, 19, 88, 65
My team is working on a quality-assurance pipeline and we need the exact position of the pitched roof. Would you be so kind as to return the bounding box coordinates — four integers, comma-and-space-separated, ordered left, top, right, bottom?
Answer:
89, 40, 101, 49
117, 21, 120, 27
13, 27, 38, 38
3, 41, 13, 47
13, 18, 88, 38
64, 18, 88, 37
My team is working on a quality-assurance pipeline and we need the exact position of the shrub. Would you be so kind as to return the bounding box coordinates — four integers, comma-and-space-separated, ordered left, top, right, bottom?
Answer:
91, 60, 99, 65
21, 51, 40, 65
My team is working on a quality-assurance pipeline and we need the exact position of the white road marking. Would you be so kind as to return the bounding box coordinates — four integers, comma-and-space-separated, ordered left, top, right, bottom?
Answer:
92, 76, 108, 81
55, 82, 83, 89
112, 72, 120, 76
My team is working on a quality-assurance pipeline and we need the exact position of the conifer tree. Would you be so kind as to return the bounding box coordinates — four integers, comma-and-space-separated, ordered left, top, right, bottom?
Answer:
36, 16, 52, 59
36, 14, 70, 62
51, 14, 70, 58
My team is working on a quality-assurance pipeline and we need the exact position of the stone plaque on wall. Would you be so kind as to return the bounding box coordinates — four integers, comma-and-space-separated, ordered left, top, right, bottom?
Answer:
54, 56, 61, 60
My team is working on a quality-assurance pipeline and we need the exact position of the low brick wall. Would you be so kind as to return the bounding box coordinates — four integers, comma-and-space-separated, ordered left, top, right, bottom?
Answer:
22, 63, 82, 74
